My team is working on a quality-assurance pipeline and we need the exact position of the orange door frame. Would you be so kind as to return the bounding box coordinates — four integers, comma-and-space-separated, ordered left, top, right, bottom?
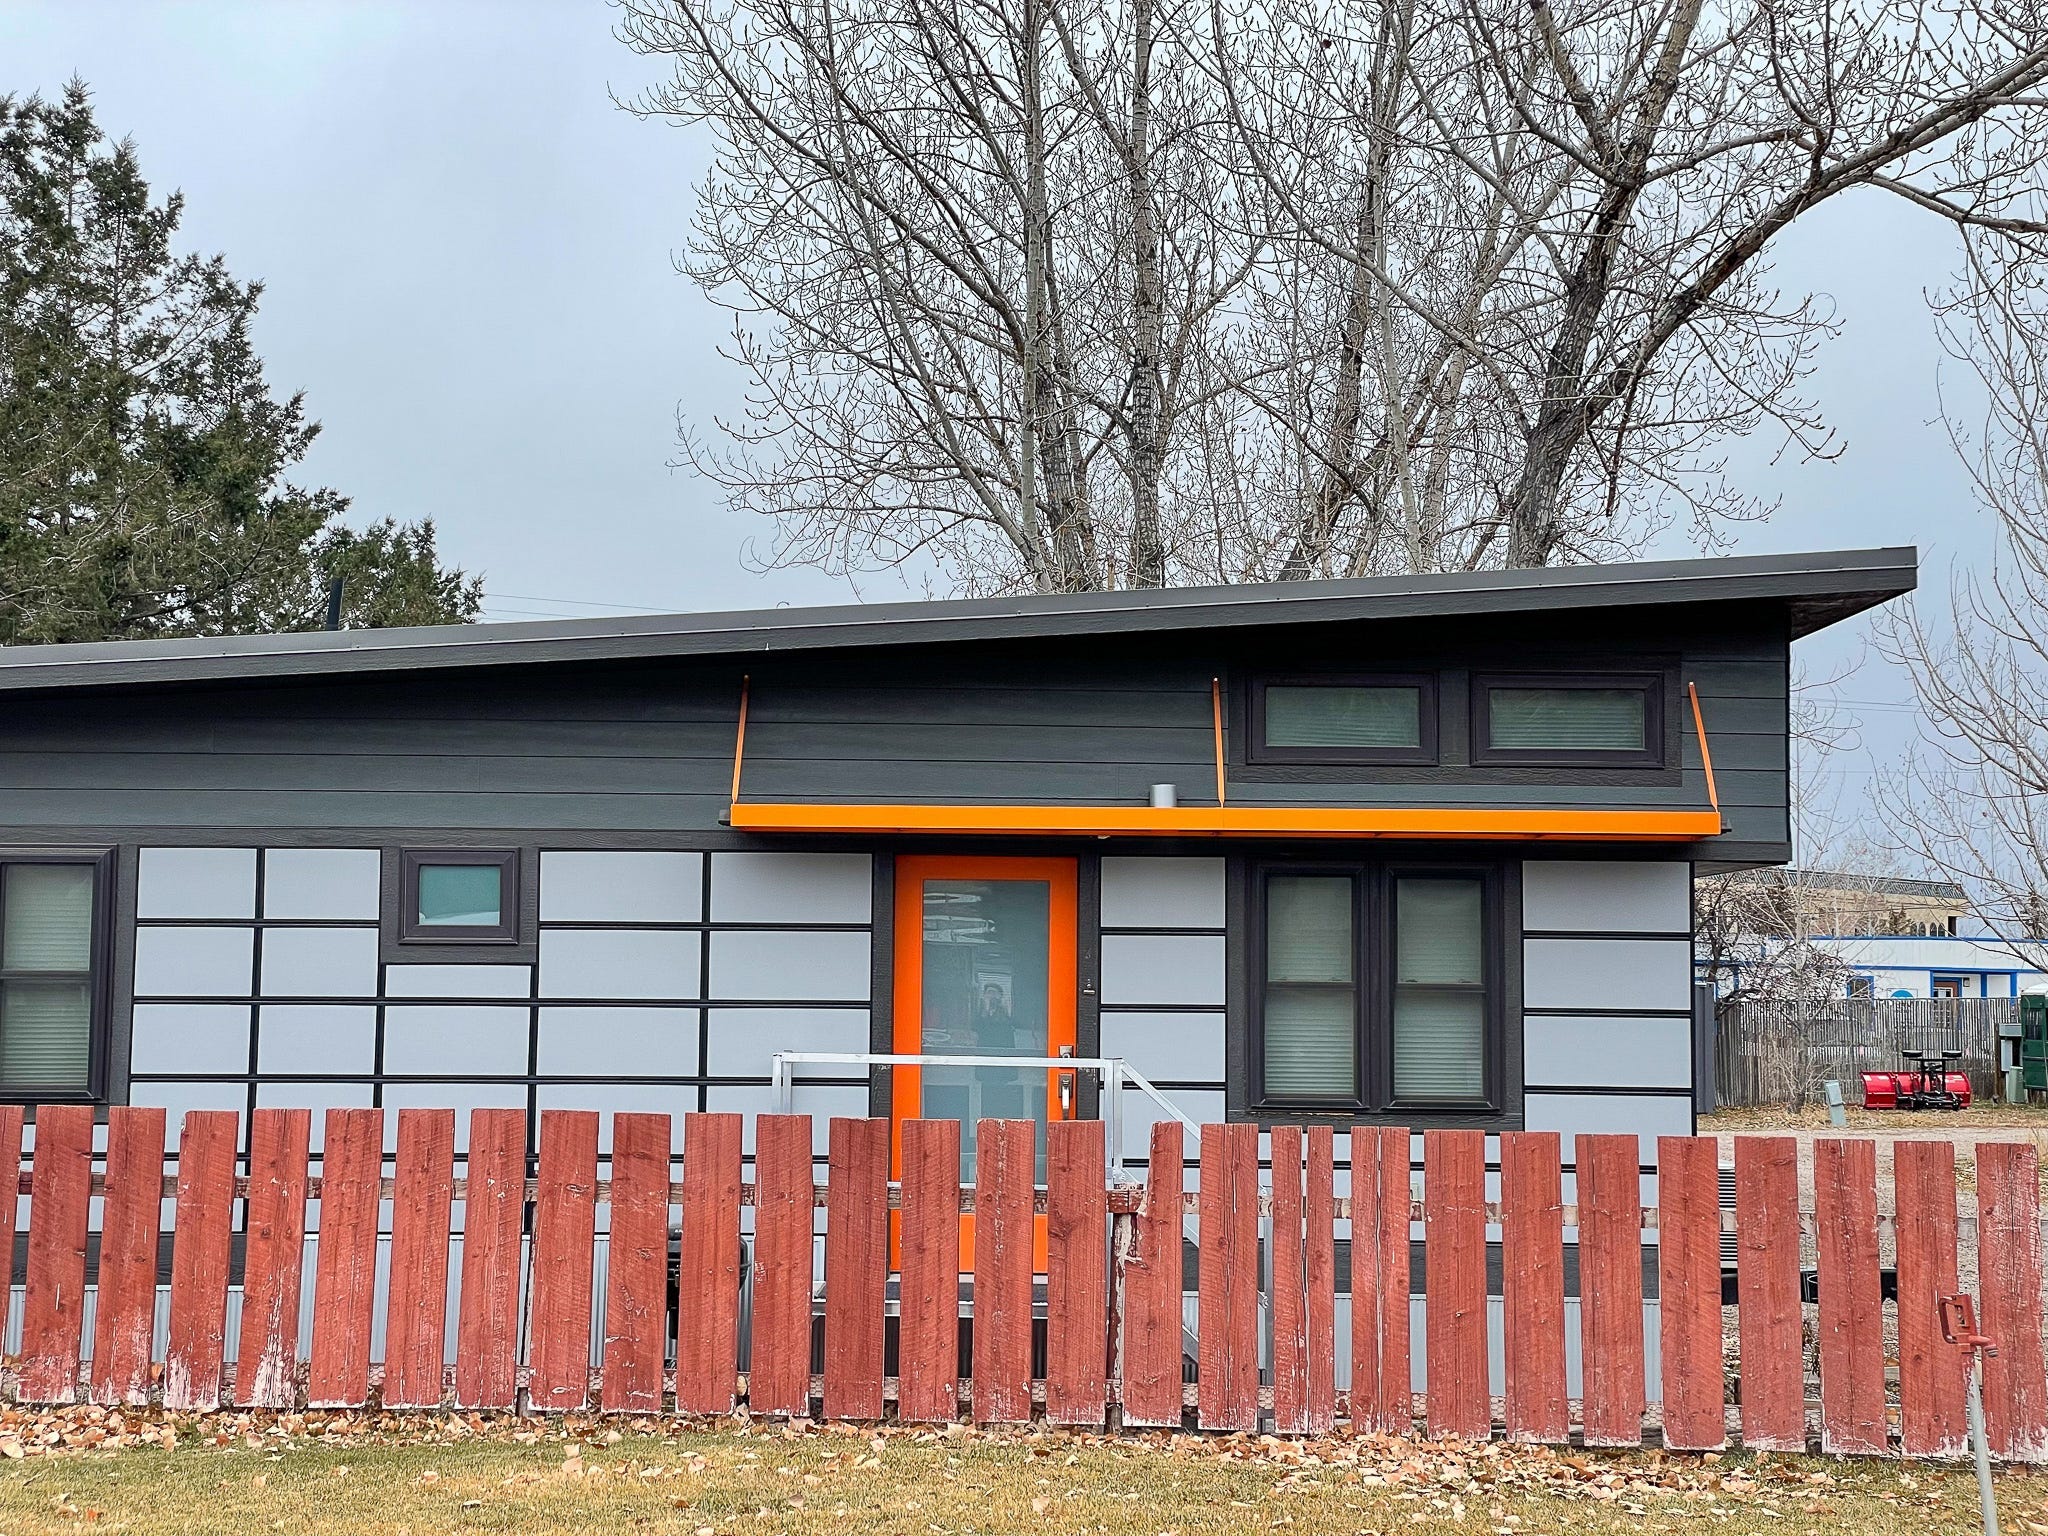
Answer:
891, 854, 1079, 1271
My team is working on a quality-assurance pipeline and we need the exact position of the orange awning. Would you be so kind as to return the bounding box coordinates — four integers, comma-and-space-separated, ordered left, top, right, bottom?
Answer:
725, 803, 1724, 842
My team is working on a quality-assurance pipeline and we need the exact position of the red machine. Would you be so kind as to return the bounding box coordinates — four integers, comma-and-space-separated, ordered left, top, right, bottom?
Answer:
1862, 1069, 1971, 1110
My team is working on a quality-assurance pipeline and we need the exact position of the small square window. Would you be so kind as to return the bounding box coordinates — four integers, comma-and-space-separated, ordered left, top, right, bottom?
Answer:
1473, 673, 1663, 766
399, 850, 520, 944
1250, 676, 1437, 765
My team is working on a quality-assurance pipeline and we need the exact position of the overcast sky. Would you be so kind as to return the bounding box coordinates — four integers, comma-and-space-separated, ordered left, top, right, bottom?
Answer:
9, 0, 1992, 831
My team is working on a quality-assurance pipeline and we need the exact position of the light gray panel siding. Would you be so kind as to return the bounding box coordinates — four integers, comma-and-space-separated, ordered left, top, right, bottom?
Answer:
1115, 1086, 1223, 1161
539, 929, 700, 1000
133, 926, 253, 997
1523, 1015, 1691, 1090
382, 1005, 532, 1076
130, 1003, 252, 1076
704, 1084, 872, 1153
539, 851, 701, 923
1100, 857, 1226, 929
385, 964, 532, 999
1523, 938, 1691, 1012
1098, 1011, 1226, 1083
709, 930, 869, 1002
537, 1006, 700, 1077
259, 927, 380, 998
261, 848, 381, 920
709, 852, 871, 923
1100, 934, 1225, 1007
136, 848, 256, 919
127, 1079, 250, 1146
1522, 862, 1690, 932
258, 1005, 378, 1075
706, 1008, 871, 1078
378, 1082, 530, 1149
1523, 1091, 1692, 1162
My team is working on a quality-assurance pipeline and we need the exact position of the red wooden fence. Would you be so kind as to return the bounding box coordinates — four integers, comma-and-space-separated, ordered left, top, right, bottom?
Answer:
3, 1106, 2045, 1460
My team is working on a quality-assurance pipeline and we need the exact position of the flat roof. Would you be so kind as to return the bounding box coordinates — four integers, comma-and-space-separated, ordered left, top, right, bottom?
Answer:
0, 545, 1915, 693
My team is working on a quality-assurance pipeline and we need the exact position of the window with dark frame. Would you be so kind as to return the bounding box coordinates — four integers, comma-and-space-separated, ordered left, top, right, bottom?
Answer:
1252, 861, 1499, 1112
398, 849, 521, 944
0, 855, 109, 1096
1250, 675, 1437, 765
1472, 672, 1664, 767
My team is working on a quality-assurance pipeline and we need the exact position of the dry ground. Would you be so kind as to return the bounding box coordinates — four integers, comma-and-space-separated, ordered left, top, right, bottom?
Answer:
0, 1411, 2023, 1536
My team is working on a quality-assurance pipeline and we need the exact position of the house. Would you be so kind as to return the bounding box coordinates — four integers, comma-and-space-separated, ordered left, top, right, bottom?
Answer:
0, 546, 1914, 1191
1700, 869, 2046, 998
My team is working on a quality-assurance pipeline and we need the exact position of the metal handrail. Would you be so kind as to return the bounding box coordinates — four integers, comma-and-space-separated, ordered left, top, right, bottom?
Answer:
768, 1051, 1199, 1180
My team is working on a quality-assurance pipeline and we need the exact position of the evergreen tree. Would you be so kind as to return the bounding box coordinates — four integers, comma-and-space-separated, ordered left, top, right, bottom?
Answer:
0, 80, 481, 645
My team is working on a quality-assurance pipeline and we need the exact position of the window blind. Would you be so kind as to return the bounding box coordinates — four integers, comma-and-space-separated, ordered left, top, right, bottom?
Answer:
1392, 991, 1485, 1101
1392, 877, 1485, 1101
1265, 877, 1353, 983
2, 865, 93, 971
1263, 876, 1356, 1099
1487, 687, 1645, 751
1264, 686, 1420, 749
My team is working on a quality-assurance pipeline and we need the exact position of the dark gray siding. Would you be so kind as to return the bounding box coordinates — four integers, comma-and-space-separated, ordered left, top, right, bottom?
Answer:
0, 603, 1791, 863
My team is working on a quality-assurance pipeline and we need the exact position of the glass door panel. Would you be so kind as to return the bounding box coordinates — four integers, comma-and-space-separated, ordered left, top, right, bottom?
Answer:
892, 856, 1078, 1269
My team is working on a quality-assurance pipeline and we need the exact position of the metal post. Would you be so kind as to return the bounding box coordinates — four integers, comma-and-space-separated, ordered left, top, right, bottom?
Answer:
1942, 1292, 2002, 1536
1107, 1058, 1125, 1181
773, 1053, 792, 1115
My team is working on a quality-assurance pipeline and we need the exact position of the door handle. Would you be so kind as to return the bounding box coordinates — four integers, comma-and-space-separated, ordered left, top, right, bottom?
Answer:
1057, 1045, 1075, 1119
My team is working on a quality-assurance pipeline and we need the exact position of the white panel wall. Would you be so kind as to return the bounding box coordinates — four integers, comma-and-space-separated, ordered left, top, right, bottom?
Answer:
1520, 861, 1694, 1170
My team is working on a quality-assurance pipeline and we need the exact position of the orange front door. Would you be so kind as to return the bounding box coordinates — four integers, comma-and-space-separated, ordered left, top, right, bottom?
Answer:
891, 855, 1079, 1270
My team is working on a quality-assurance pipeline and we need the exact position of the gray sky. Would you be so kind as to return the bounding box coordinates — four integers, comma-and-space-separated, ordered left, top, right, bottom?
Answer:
8, 0, 1993, 830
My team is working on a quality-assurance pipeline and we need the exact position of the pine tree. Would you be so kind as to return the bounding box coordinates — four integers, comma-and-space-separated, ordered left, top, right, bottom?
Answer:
0, 80, 481, 645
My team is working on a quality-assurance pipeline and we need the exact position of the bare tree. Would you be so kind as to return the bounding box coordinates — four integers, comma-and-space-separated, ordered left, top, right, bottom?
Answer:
1876, 274, 2048, 974
622, 0, 2048, 592
1221, 0, 2048, 576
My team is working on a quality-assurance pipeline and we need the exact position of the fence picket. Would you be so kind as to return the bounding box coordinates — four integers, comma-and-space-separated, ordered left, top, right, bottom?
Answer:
1576, 1134, 1644, 1448
601, 1112, 672, 1414
1657, 1136, 1726, 1450
898, 1118, 961, 1423
0, 1107, 22, 1367
822, 1117, 888, 1421
676, 1112, 745, 1416
527, 1110, 600, 1413
307, 1108, 383, 1407
236, 1109, 312, 1410
1046, 1118, 1108, 1427
972, 1118, 1036, 1425
1271, 1125, 1308, 1435
1197, 1121, 1259, 1432
19, 1103, 94, 1404
91, 1107, 166, 1408
1116, 1120, 1184, 1429
454, 1109, 526, 1410
747, 1114, 814, 1419
1424, 1129, 1489, 1440
1895, 1139, 1967, 1458
1733, 1135, 1802, 1451
383, 1109, 456, 1410
1304, 1126, 1337, 1435
1977, 1140, 2048, 1461
1351, 1124, 1412, 1435
163, 1110, 238, 1412
1500, 1131, 1566, 1443
1815, 1136, 1886, 1455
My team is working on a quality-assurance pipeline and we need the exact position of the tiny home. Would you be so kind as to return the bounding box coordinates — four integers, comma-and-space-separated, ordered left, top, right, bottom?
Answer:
0, 547, 1912, 1194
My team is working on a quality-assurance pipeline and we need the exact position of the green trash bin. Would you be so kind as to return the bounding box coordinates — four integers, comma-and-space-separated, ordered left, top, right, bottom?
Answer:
2022, 993, 2048, 1094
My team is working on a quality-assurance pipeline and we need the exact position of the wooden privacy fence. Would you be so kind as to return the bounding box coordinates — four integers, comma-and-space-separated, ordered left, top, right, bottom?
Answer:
1715, 997, 2015, 1106
3, 1104, 2046, 1460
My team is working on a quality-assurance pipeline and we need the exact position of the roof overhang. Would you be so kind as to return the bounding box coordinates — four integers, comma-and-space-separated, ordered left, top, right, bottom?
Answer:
0, 546, 1916, 694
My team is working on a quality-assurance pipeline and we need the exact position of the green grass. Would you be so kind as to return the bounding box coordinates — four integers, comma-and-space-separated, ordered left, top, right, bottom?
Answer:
0, 1421, 2024, 1535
